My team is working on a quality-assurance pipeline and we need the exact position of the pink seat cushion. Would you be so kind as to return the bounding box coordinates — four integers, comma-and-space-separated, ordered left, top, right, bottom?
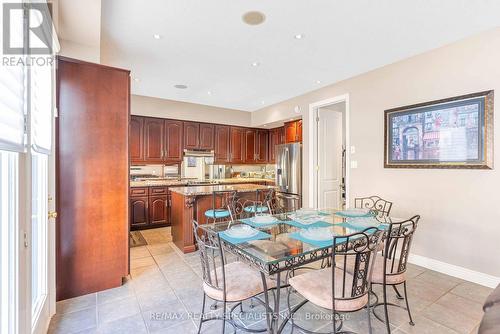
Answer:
289, 267, 369, 312
203, 261, 276, 302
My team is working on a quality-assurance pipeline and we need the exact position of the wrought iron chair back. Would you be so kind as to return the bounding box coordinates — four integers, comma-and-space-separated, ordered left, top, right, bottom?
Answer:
269, 192, 300, 214
208, 190, 237, 222
192, 220, 227, 297
228, 197, 246, 221
383, 215, 420, 278
354, 195, 393, 218
242, 188, 275, 216
332, 228, 384, 308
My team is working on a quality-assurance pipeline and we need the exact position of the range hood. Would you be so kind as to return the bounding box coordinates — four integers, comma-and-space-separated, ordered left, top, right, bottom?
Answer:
183, 149, 214, 157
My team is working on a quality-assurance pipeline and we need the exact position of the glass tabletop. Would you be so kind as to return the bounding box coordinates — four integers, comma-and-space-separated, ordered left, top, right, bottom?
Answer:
199, 208, 409, 274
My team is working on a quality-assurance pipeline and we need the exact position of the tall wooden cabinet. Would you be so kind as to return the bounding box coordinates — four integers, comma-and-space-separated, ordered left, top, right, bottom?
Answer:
164, 120, 183, 161
230, 127, 245, 163
269, 126, 285, 163
256, 129, 269, 163
56, 56, 129, 300
284, 120, 303, 143
144, 118, 165, 162
214, 125, 230, 163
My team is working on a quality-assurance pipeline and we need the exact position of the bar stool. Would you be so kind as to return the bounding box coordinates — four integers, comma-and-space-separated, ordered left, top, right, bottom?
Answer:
204, 190, 236, 223
243, 188, 274, 215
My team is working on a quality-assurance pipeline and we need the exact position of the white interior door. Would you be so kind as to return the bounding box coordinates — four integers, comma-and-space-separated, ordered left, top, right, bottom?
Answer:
317, 107, 344, 209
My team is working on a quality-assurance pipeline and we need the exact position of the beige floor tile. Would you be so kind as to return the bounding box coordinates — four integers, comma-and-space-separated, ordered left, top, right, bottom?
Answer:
97, 295, 141, 325
146, 243, 174, 255
97, 280, 135, 305
49, 307, 97, 334
95, 313, 147, 334
130, 246, 151, 259
421, 302, 480, 334
130, 255, 156, 269
435, 293, 484, 322
450, 281, 493, 305
416, 270, 464, 291
56, 293, 96, 315
397, 314, 459, 334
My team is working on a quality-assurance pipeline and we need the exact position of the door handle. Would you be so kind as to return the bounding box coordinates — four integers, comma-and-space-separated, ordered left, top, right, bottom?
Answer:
48, 211, 58, 219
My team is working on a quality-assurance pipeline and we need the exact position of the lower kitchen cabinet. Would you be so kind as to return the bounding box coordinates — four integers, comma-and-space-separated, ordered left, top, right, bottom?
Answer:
149, 196, 168, 225
130, 196, 149, 229
130, 186, 170, 230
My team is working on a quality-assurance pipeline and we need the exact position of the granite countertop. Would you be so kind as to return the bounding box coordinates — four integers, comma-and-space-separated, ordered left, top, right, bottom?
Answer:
130, 178, 274, 188
169, 183, 277, 196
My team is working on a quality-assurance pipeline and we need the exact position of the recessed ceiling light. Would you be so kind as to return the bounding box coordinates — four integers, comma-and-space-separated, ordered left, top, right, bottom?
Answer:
207, 91, 212, 95
294, 34, 304, 39
242, 11, 266, 25
261, 101, 265, 105
133, 78, 140, 82
251, 61, 260, 67
316, 80, 321, 84
174, 84, 188, 89
153, 34, 161, 39
263, 124, 267, 127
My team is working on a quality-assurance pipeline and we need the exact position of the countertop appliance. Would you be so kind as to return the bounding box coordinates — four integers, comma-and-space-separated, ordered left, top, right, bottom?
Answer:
276, 143, 302, 204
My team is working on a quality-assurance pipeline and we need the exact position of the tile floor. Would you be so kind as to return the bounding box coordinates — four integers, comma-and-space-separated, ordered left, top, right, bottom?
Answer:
49, 227, 491, 334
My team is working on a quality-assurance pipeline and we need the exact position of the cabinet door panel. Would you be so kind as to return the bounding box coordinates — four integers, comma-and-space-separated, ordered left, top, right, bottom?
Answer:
297, 120, 303, 142
269, 128, 280, 163
230, 127, 245, 163
144, 118, 164, 162
130, 116, 144, 162
284, 121, 297, 143
149, 196, 167, 225
244, 129, 256, 163
215, 125, 230, 163
130, 197, 148, 228
199, 123, 215, 150
256, 130, 269, 163
164, 120, 183, 161
183, 121, 200, 149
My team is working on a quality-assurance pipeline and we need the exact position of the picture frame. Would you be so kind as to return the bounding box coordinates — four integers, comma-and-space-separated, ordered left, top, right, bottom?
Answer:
384, 90, 494, 169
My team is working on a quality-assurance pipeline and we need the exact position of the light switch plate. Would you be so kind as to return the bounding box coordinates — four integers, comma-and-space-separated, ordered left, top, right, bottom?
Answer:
350, 161, 358, 169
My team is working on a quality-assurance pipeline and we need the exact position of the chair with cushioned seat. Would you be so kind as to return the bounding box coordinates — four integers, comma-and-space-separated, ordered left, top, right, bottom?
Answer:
192, 220, 276, 334
284, 227, 384, 334
243, 188, 274, 216
204, 190, 236, 223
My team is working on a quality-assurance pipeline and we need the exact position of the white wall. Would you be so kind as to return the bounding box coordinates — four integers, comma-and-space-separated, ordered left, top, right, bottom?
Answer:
131, 95, 252, 127
251, 28, 500, 281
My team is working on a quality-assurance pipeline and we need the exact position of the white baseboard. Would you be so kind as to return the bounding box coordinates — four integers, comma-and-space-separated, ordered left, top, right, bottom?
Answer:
408, 254, 500, 288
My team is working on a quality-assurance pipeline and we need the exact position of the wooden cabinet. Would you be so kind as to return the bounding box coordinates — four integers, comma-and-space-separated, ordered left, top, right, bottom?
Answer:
130, 197, 149, 228
149, 196, 168, 225
244, 129, 256, 163
164, 120, 183, 161
183, 122, 214, 150
269, 127, 284, 163
183, 121, 200, 149
199, 123, 215, 150
214, 125, 230, 163
144, 118, 164, 162
130, 116, 144, 163
256, 129, 269, 163
230, 127, 245, 163
284, 120, 302, 143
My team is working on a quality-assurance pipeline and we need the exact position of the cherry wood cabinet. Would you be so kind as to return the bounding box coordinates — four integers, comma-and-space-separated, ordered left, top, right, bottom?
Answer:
244, 129, 256, 163
164, 120, 183, 161
183, 121, 200, 149
149, 196, 168, 225
230, 127, 245, 163
269, 126, 285, 163
130, 116, 144, 163
255, 129, 269, 163
214, 125, 230, 163
144, 118, 165, 162
199, 123, 215, 150
284, 120, 303, 143
56, 56, 129, 300
130, 197, 149, 229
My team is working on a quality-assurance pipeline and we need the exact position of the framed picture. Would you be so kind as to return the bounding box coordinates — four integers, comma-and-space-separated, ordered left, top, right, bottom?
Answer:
384, 90, 494, 169
187, 157, 197, 167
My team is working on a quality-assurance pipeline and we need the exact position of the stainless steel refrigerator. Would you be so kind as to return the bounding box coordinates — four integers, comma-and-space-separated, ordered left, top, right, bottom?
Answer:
275, 143, 302, 207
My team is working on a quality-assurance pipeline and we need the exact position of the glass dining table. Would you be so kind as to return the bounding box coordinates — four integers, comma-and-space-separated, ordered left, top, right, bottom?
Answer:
199, 208, 407, 334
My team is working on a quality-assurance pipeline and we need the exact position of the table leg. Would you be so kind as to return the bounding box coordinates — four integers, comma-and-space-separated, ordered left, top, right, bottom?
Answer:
274, 272, 281, 333
260, 272, 273, 334
383, 242, 391, 333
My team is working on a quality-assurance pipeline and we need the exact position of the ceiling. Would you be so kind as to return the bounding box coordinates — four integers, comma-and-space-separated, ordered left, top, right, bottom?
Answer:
96, 0, 500, 112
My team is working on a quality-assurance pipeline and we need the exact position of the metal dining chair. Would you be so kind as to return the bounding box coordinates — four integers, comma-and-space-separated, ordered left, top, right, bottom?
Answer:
243, 188, 274, 216
192, 220, 276, 333
269, 192, 300, 215
354, 195, 393, 218
284, 227, 384, 334
204, 190, 237, 223
369, 215, 420, 332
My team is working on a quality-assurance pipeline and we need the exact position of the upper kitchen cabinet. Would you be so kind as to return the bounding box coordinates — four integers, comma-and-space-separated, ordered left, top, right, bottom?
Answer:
183, 121, 200, 149
130, 116, 144, 163
199, 123, 215, 150
164, 119, 183, 161
244, 129, 256, 163
284, 119, 303, 143
230, 127, 245, 163
144, 118, 165, 162
183, 121, 215, 150
269, 126, 284, 163
214, 125, 230, 163
255, 129, 269, 163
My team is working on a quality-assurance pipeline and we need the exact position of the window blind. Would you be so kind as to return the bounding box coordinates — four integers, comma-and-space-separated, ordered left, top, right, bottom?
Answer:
30, 62, 52, 154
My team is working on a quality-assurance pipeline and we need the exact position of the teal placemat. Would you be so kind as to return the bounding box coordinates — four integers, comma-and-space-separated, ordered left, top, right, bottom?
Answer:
289, 232, 347, 248
219, 230, 272, 245
284, 220, 332, 229
334, 210, 373, 218
240, 217, 280, 228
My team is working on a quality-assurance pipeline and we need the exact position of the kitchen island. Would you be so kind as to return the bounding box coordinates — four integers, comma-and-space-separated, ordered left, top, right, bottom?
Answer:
170, 183, 275, 253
